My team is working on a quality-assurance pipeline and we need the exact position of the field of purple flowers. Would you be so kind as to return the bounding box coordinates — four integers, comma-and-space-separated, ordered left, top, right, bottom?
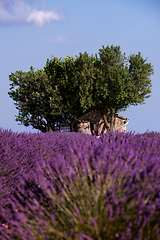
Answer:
1, 129, 160, 240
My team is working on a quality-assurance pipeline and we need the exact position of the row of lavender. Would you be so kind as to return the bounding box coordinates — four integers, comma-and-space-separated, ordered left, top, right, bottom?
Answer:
0, 129, 160, 239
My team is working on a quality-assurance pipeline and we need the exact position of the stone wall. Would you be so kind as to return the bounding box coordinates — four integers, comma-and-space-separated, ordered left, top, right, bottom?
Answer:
114, 115, 127, 132
72, 120, 92, 135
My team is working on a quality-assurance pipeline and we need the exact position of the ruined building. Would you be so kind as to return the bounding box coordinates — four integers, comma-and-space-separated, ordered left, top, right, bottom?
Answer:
72, 108, 129, 136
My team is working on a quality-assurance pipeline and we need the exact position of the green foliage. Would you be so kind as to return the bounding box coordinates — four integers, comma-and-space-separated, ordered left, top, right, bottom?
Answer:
96, 45, 153, 113
8, 45, 154, 132
8, 67, 63, 132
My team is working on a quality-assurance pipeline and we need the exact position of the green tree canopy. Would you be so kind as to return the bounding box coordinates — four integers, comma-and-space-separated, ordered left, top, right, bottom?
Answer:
8, 45, 154, 132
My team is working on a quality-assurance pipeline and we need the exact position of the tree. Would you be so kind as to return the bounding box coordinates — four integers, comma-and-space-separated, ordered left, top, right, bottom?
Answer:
8, 67, 63, 132
93, 45, 154, 130
8, 45, 154, 132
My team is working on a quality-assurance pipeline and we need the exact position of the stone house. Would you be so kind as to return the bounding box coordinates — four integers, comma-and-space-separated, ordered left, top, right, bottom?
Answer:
72, 108, 129, 136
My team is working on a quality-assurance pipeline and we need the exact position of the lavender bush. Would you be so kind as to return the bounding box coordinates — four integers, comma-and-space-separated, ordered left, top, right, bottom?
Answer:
1, 129, 160, 239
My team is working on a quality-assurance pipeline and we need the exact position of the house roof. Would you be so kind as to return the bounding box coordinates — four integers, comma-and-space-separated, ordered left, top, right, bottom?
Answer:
75, 108, 128, 122
115, 114, 128, 120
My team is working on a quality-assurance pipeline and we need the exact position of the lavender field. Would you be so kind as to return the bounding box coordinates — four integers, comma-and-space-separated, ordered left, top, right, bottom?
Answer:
1, 129, 160, 240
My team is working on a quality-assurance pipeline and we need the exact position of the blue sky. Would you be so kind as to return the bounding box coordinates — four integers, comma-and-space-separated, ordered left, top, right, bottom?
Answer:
0, 0, 160, 133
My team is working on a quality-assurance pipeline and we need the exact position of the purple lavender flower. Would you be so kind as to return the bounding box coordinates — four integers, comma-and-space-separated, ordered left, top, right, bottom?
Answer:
1, 129, 160, 239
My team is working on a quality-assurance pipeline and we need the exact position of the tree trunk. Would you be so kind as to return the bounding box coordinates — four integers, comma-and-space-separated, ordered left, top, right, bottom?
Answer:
110, 112, 116, 131
100, 109, 110, 129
